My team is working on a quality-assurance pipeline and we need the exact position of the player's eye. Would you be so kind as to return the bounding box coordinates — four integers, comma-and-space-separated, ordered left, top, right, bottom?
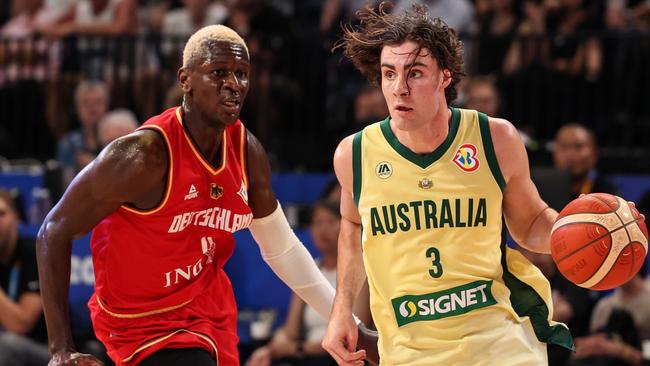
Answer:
384, 70, 395, 80
409, 70, 422, 78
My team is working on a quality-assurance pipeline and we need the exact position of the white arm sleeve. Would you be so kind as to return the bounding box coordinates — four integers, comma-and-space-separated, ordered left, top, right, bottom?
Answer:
248, 202, 336, 320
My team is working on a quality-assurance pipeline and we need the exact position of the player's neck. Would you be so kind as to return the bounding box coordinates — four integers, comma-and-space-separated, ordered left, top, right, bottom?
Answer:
392, 107, 452, 155
182, 107, 226, 163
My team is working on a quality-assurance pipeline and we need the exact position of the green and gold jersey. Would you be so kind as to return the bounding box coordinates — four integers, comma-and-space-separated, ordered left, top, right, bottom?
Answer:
353, 108, 573, 365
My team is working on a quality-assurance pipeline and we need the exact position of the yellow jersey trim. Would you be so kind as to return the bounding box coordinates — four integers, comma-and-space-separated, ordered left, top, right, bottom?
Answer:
175, 107, 228, 176
120, 125, 173, 216
96, 295, 192, 319
240, 125, 248, 188
122, 329, 218, 363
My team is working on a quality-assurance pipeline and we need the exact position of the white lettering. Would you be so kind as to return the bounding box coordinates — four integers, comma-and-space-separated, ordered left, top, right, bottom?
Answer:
192, 258, 203, 276
174, 265, 192, 284
168, 215, 182, 233
418, 299, 430, 316
450, 291, 466, 311
466, 288, 478, 306
476, 284, 488, 302
435, 295, 451, 313
164, 271, 172, 288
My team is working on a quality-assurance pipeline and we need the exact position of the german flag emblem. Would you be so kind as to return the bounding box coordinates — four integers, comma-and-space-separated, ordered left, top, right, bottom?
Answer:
210, 183, 223, 200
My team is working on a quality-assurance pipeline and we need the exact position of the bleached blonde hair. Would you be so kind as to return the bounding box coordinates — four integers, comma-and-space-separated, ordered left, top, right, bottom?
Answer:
182, 25, 249, 68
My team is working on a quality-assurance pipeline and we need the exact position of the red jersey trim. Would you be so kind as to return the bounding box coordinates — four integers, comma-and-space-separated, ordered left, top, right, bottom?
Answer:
175, 107, 228, 176
239, 126, 248, 188
121, 329, 218, 363
120, 125, 174, 216
95, 295, 192, 319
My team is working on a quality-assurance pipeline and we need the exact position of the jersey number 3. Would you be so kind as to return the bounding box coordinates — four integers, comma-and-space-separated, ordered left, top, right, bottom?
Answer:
426, 247, 443, 278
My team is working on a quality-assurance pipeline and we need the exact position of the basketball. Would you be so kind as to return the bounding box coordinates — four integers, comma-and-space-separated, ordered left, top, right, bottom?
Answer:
550, 193, 648, 290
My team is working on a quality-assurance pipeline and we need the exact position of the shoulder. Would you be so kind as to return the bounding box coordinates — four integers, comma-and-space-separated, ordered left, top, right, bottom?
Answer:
334, 134, 357, 165
93, 129, 167, 184
486, 117, 521, 145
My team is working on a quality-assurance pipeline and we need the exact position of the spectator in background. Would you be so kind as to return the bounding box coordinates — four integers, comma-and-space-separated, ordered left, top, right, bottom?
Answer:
474, 0, 521, 75
0, 0, 61, 38
57, 80, 109, 187
393, 0, 476, 36
552, 123, 619, 199
246, 200, 371, 366
0, 189, 49, 366
37, 0, 138, 38
570, 265, 650, 366
464, 76, 542, 158
162, 0, 228, 37
97, 108, 139, 148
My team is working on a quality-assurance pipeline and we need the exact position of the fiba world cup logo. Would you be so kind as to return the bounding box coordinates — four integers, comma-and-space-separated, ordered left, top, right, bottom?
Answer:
452, 143, 480, 172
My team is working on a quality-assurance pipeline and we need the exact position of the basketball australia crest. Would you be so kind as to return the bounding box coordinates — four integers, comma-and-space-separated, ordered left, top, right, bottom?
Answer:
376, 161, 393, 179
452, 143, 480, 172
210, 183, 223, 200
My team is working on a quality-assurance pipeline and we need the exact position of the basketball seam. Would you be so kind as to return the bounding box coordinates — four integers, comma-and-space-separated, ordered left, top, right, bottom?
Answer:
591, 194, 625, 226
555, 219, 639, 264
554, 221, 611, 263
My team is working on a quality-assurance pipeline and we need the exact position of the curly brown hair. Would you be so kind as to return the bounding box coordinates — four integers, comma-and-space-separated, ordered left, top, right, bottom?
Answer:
335, 1, 465, 104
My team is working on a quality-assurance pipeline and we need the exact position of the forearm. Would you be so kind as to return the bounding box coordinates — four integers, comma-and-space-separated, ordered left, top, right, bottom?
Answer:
249, 203, 335, 319
36, 221, 76, 354
333, 220, 366, 313
0, 291, 36, 334
520, 206, 557, 254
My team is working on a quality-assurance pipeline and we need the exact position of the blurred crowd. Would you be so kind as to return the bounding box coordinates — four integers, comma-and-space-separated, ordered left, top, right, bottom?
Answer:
1, 0, 650, 365
0, 0, 649, 170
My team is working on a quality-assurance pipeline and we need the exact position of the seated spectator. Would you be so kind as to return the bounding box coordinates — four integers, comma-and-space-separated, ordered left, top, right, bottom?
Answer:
246, 200, 369, 366
162, 0, 229, 37
0, 189, 49, 366
37, 0, 138, 38
0, 0, 62, 38
97, 108, 139, 148
552, 123, 619, 199
57, 80, 109, 187
570, 265, 650, 366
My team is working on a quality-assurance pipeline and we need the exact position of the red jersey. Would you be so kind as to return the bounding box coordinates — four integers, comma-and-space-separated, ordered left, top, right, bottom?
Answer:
88, 107, 253, 365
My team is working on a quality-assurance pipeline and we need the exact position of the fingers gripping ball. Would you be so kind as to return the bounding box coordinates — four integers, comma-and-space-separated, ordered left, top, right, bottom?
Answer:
550, 193, 648, 290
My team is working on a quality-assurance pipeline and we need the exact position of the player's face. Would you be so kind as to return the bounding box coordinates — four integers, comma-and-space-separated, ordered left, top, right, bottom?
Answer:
380, 41, 448, 131
76, 87, 108, 127
310, 207, 340, 256
188, 41, 250, 126
553, 126, 597, 177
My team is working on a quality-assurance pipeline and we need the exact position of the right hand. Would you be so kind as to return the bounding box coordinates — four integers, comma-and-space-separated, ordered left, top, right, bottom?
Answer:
49, 352, 104, 366
322, 312, 366, 366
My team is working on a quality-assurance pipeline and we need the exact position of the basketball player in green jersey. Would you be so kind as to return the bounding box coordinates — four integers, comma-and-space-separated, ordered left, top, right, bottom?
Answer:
322, 3, 574, 366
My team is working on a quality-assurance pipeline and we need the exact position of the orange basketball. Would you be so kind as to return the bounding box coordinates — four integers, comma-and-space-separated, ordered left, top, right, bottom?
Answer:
550, 193, 648, 290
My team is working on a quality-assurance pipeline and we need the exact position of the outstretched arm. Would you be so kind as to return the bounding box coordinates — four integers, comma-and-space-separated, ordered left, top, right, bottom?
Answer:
490, 117, 557, 253
37, 130, 167, 365
245, 131, 337, 319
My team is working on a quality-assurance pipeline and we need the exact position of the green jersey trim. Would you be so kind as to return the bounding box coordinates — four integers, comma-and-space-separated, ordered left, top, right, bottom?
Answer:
500, 228, 575, 350
353, 131, 363, 207
380, 108, 461, 169
478, 112, 506, 191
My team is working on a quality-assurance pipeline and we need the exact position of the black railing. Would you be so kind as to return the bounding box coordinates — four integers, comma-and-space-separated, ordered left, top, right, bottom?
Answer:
1, 31, 649, 171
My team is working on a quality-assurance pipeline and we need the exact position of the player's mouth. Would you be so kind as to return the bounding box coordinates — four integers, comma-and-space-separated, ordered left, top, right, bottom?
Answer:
221, 99, 241, 114
395, 104, 413, 115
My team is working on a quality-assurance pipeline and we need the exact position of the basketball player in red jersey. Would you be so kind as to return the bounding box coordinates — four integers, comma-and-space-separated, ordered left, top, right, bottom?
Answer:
36, 25, 375, 366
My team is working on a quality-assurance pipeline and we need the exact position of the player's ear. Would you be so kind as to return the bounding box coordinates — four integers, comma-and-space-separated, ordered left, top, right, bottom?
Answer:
441, 69, 452, 88
178, 67, 192, 94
